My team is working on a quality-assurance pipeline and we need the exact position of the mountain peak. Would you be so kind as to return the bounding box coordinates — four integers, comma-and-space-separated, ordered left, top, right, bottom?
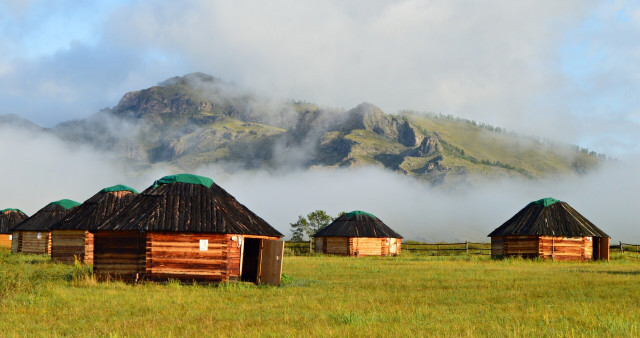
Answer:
158, 72, 222, 87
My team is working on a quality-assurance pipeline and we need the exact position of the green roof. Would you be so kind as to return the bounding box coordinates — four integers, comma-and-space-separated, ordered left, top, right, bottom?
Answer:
47, 199, 81, 210
152, 174, 214, 189
99, 184, 139, 194
1, 208, 24, 214
532, 197, 560, 207
346, 210, 377, 218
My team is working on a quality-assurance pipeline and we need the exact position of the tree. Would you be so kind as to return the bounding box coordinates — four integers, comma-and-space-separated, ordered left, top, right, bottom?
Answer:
289, 210, 334, 241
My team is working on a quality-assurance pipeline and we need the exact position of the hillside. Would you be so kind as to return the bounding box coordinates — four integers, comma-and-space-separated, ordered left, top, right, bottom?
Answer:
1, 73, 605, 186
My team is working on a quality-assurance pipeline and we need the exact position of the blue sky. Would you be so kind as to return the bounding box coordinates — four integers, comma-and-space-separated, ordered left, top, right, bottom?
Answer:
1, 0, 639, 156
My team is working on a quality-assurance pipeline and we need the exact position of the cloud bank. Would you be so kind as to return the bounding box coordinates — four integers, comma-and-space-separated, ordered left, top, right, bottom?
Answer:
1, 124, 638, 243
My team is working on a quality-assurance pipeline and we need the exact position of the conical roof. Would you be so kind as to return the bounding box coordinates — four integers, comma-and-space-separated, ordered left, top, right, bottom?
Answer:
12, 200, 80, 231
487, 198, 609, 237
314, 211, 403, 238
54, 185, 139, 231
0, 209, 28, 234
96, 174, 283, 237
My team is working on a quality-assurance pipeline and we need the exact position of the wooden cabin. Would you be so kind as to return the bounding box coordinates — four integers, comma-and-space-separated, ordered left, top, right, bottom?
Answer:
488, 198, 610, 261
93, 174, 285, 285
50, 185, 138, 264
313, 211, 403, 257
0, 209, 28, 249
11, 199, 80, 255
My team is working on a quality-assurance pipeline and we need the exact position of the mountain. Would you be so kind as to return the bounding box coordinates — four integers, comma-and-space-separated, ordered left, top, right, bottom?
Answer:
2, 73, 605, 186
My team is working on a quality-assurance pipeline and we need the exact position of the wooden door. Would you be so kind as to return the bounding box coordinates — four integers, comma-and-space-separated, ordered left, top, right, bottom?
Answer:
598, 237, 610, 261
258, 239, 284, 286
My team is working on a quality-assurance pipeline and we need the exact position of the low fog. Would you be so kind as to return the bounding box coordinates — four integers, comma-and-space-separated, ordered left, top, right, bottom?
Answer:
1, 123, 638, 243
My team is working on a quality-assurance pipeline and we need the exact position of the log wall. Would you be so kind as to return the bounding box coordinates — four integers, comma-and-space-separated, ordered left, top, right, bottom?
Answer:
146, 232, 231, 282
491, 235, 600, 261
145, 233, 278, 282
0, 234, 11, 249
350, 237, 383, 256
11, 231, 20, 253
539, 236, 592, 261
93, 231, 145, 281
20, 231, 51, 255
314, 237, 323, 253
50, 230, 94, 264
319, 237, 349, 255
491, 237, 504, 257
316, 237, 402, 256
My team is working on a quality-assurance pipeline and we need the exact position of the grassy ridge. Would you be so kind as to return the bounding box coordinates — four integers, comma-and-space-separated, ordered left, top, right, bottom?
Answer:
2, 248, 640, 336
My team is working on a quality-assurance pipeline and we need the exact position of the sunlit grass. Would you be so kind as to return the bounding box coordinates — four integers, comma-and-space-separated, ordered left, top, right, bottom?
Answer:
1, 248, 639, 336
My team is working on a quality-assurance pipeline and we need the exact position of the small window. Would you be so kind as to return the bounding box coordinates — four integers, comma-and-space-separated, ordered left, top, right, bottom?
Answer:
37, 233, 41, 239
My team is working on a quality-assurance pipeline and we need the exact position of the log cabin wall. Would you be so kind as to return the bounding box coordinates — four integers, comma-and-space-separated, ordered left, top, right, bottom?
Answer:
93, 231, 145, 281
538, 236, 592, 261
501, 236, 539, 258
314, 237, 323, 253
349, 237, 384, 256
145, 232, 231, 282
0, 234, 11, 249
11, 231, 21, 253
51, 230, 94, 264
320, 237, 349, 255
380, 238, 402, 256
145, 233, 279, 282
20, 231, 51, 255
491, 236, 504, 258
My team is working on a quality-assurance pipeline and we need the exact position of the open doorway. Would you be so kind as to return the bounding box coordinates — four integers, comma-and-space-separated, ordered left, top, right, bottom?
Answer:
241, 238, 261, 282
592, 237, 600, 260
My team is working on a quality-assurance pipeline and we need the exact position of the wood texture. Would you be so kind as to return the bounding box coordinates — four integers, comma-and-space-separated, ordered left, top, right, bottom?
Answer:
258, 239, 284, 286
146, 232, 231, 282
18, 231, 51, 255
11, 231, 20, 253
316, 236, 401, 257
97, 183, 282, 237
50, 230, 94, 264
491, 235, 606, 261
598, 237, 610, 261
93, 231, 145, 281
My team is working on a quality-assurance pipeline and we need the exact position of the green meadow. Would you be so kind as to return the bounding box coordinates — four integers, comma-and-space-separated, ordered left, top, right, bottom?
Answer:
2, 248, 640, 336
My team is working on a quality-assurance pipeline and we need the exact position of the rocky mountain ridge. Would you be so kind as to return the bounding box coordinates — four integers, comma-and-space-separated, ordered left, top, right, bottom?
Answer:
0, 73, 604, 187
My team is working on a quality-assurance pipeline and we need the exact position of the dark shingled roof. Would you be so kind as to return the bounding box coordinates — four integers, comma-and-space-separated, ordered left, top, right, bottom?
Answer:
488, 199, 609, 238
0, 209, 28, 234
12, 202, 79, 232
96, 179, 283, 237
314, 211, 403, 238
53, 188, 138, 231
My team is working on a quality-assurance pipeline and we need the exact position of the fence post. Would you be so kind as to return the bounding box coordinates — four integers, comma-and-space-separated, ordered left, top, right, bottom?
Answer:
620, 241, 624, 254
309, 239, 313, 254
465, 241, 469, 255
437, 244, 440, 256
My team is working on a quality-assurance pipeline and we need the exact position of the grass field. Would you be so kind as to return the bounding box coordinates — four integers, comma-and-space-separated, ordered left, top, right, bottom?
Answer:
2, 248, 640, 336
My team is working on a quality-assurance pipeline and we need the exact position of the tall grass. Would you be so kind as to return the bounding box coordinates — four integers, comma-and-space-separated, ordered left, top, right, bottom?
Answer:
1, 247, 640, 336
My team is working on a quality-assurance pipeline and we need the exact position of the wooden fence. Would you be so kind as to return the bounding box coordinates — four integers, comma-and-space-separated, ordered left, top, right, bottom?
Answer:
284, 241, 491, 256
285, 240, 640, 257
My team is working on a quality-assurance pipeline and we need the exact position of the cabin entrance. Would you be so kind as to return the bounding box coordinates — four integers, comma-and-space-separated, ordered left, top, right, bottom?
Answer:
240, 238, 285, 285
241, 238, 261, 282
593, 237, 610, 261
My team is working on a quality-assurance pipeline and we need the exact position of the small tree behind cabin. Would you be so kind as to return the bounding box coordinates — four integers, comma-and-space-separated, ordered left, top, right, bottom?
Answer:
290, 210, 345, 252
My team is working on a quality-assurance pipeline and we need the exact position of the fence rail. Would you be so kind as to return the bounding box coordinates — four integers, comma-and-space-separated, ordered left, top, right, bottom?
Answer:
284, 240, 640, 257
284, 240, 492, 256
